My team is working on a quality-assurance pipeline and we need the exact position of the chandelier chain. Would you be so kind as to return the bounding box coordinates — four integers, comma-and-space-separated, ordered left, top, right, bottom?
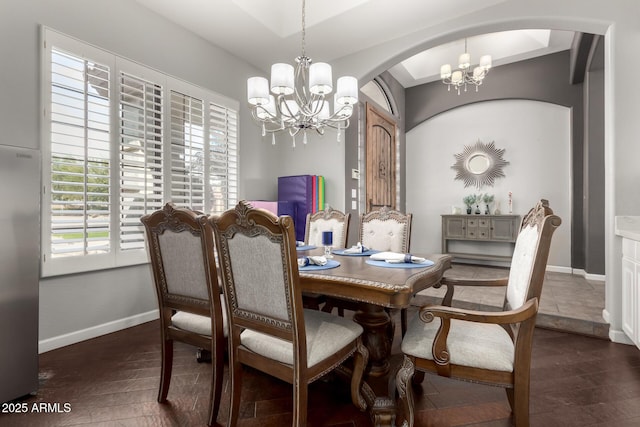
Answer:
301, 0, 306, 58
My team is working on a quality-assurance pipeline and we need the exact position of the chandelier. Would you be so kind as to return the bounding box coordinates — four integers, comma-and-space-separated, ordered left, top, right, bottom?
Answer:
440, 38, 492, 95
246, 0, 358, 147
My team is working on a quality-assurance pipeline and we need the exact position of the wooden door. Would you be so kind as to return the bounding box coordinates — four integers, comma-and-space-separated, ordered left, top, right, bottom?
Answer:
365, 103, 397, 211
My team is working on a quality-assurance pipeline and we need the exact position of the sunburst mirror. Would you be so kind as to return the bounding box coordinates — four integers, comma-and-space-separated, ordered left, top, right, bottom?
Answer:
452, 140, 509, 189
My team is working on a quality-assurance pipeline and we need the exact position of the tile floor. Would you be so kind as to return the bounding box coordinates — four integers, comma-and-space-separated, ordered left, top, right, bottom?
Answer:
413, 263, 609, 338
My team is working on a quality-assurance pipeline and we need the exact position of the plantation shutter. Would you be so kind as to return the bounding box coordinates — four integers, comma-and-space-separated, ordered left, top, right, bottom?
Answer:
170, 91, 205, 211
119, 72, 164, 251
43, 28, 239, 276
209, 103, 238, 214
49, 48, 111, 258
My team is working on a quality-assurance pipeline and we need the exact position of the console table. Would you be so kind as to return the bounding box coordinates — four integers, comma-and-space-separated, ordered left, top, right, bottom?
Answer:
441, 214, 521, 262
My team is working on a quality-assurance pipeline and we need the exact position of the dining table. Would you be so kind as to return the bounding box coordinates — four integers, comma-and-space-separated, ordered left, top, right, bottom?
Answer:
297, 247, 452, 427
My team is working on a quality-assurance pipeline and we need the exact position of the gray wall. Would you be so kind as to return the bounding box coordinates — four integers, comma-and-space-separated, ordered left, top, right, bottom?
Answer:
404, 51, 603, 273
0, 0, 281, 349
584, 37, 605, 275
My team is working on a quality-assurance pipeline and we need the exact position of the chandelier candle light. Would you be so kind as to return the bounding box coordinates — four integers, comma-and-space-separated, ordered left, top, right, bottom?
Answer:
247, 0, 358, 147
440, 38, 492, 95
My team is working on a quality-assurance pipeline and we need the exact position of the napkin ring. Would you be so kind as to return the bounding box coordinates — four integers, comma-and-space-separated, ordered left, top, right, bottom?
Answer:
298, 257, 310, 267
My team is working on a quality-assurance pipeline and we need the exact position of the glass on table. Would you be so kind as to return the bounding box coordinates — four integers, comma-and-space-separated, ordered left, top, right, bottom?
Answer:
322, 231, 333, 258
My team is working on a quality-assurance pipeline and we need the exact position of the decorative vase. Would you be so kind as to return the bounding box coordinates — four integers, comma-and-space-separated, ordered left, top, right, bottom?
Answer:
475, 205, 481, 215
485, 204, 490, 215
466, 206, 472, 214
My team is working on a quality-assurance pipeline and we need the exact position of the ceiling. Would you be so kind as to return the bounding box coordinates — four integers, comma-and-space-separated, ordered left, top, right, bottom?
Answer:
132, 0, 575, 88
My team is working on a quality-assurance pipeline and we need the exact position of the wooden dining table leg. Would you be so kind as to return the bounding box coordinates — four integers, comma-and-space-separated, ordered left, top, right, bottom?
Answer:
352, 303, 394, 377
350, 303, 398, 426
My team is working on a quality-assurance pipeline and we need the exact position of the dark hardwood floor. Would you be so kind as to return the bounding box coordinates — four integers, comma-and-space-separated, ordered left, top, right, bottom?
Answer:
3, 312, 640, 426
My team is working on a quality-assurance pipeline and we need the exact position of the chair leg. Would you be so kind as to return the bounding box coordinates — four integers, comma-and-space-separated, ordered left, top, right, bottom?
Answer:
196, 348, 211, 363
227, 352, 243, 427
293, 381, 308, 427
511, 378, 530, 427
351, 338, 369, 411
506, 387, 514, 411
207, 339, 225, 427
400, 308, 408, 337
412, 370, 425, 385
321, 299, 335, 314
158, 338, 173, 403
396, 355, 416, 427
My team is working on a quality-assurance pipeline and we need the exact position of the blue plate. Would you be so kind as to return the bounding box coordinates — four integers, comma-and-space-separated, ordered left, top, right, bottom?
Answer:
296, 245, 316, 251
332, 248, 379, 256
365, 259, 434, 269
299, 259, 341, 271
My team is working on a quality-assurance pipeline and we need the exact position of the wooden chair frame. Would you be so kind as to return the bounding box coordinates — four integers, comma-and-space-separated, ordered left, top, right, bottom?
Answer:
141, 203, 225, 426
210, 201, 368, 427
396, 200, 561, 427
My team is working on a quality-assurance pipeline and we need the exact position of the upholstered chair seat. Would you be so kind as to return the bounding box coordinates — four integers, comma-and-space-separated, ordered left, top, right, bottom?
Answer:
241, 309, 363, 368
401, 316, 514, 372
171, 295, 229, 338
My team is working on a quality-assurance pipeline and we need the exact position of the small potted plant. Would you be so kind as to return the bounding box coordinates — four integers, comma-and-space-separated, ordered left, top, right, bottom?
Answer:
463, 194, 476, 214
482, 193, 494, 214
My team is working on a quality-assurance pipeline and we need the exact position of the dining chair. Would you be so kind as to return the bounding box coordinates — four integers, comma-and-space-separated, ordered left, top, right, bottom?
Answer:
304, 207, 351, 248
210, 200, 368, 427
141, 203, 227, 427
359, 206, 412, 253
396, 200, 561, 427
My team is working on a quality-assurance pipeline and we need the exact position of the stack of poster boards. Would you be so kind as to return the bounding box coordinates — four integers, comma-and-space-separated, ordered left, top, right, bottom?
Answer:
277, 175, 325, 242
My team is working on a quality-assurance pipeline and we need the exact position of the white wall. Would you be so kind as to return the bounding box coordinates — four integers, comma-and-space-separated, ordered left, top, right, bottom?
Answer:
406, 100, 571, 268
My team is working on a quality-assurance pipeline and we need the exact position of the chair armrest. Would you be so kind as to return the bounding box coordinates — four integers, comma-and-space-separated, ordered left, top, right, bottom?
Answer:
419, 297, 538, 326
419, 298, 539, 376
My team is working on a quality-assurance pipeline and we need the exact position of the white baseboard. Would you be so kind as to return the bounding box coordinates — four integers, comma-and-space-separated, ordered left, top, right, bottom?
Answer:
609, 327, 635, 346
571, 268, 606, 282
39, 309, 159, 354
545, 266, 606, 282
546, 265, 573, 274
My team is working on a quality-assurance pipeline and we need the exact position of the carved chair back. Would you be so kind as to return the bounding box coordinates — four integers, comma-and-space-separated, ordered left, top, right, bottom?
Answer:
211, 200, 305, 356
359, 206, 412, 252
305, 208, 350, 248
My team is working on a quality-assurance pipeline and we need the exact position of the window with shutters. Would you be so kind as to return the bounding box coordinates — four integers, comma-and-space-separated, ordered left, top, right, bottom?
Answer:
42, 28, 239, 276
